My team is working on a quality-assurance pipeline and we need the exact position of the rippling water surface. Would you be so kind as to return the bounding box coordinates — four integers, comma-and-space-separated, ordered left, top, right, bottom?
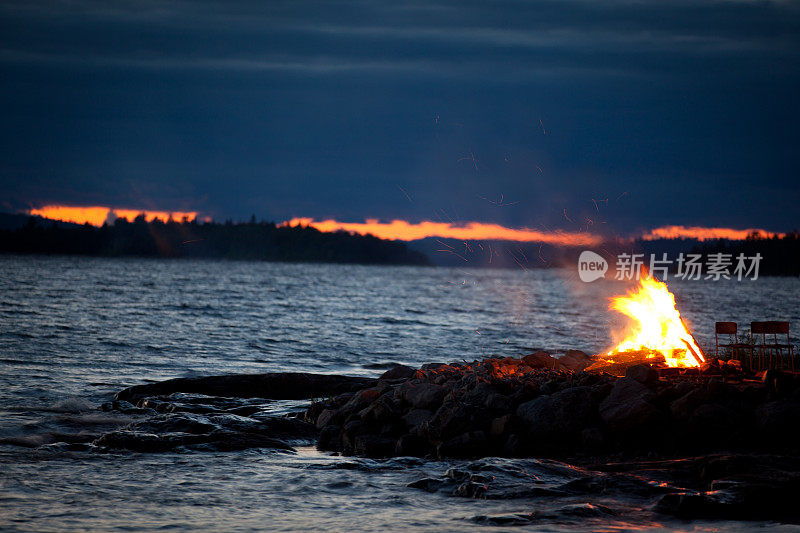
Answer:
1, 256, 798, 531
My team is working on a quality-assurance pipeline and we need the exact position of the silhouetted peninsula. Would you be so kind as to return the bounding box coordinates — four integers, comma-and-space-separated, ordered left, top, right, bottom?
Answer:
0, 214, 430, 266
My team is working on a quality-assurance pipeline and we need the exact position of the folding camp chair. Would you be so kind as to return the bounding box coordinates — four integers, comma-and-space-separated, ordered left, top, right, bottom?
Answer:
751, 321, 794, 371
715, 322, 754, 368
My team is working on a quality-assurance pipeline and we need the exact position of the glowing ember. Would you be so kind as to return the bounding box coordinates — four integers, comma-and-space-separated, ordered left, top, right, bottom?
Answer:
593, 275, 704, 370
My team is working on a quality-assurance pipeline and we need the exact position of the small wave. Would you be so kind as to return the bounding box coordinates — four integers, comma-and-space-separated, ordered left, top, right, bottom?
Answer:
48, 397, 96, 413
1, 331, 37, 339
378, 317, 432, 326
0, 358, 27, 364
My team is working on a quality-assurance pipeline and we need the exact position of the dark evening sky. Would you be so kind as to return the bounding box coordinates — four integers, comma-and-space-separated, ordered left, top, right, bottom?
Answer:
1, 0, 798, 236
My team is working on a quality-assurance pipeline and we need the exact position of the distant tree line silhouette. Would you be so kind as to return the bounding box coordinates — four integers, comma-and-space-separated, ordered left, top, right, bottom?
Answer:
689, 231, 800, 277
0, 215, 430, 266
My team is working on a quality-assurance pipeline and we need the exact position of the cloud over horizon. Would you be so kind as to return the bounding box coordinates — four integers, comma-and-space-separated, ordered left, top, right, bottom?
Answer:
1, 0, 797, 234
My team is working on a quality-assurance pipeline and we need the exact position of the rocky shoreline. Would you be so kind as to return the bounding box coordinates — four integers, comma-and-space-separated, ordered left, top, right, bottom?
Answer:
107, 351, 800, 462
96, 353, 800, 522
305, 352, 800, 461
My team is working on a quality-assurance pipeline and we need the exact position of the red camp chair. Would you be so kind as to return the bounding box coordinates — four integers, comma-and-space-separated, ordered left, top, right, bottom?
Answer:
751, 321, 794, 371
715, 322, 754, 368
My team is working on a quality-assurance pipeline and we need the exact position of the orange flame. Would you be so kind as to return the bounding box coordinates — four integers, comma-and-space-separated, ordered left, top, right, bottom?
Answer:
29, 205, 199, 226
284, 217, 602, 246
606, 275, 704, 368
641, 225, 783, 241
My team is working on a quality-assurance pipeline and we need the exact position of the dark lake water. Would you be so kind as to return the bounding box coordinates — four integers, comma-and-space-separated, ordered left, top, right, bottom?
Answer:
1, 255, 798, 531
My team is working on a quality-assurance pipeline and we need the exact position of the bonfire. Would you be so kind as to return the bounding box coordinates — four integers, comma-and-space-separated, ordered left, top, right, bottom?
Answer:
587, 275, 705, 374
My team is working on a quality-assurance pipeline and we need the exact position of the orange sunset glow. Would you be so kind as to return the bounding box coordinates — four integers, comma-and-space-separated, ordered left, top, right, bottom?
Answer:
641, 225, 783, 241
285, 217, 603, 246
29, 205, 199, 226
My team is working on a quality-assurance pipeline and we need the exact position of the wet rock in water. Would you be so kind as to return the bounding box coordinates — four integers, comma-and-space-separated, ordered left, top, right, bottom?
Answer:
315, 408, 338, 429
625, 363, 659, 385
471, 513, 536, 526
318, 424, 341, 450
653, 479, 800, 521
453, 481, 488, 499
395, 433, 429, 456
100, 399, 152, 415
599, 378, 663, 431
94, 431, 209, 452
93, 411, 313, 453
115, 372, 377, 403
341, 419, 366, 452
189, 431, 296, 452
352, 435, 395, 458
555, 502, 617, 517
407, 477, 445, 493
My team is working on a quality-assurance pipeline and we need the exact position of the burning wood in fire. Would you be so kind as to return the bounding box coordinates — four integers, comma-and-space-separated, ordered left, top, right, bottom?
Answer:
587, 275, 705, 374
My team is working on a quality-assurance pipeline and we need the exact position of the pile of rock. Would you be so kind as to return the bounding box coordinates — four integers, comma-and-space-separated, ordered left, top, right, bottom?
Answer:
305, 352, 800, 459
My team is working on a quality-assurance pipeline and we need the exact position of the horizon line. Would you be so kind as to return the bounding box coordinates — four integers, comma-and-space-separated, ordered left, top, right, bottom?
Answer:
21, 205, 786, 245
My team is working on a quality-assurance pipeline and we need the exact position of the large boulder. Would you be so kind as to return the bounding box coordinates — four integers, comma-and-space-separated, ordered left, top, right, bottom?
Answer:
522, 351, 557, 369
426, 401, 476, 440
756, 401, 800, 440
516, 386, 597, 443
379, 365, 417, 381
402, 408, 433, 429
359, 395, 399, 424
625, 364, 659, 386
669, 388, 706, 419
558, 350, 593, 372
437, 431, 489, 458
599, 378, 663, 431
115, 372, 377, 402
353, 435, 396, 458
402, 382, 448, 410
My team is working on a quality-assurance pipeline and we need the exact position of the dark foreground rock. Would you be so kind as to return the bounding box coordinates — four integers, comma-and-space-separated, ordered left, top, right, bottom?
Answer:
405, 453, 800, 523
115, 372, 377, 403
307, 355, 800, 460
94, 412, 314, 453
596, 454, 800, 522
